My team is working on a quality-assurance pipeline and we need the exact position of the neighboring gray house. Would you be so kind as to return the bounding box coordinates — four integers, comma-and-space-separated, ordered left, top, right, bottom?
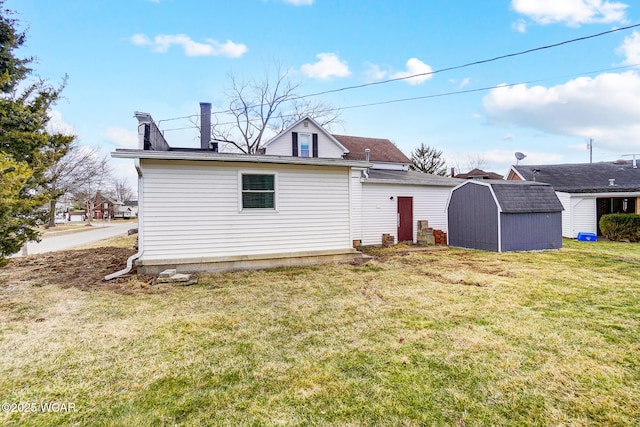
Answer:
508, 160, 640, 237
447, 180, 563, 252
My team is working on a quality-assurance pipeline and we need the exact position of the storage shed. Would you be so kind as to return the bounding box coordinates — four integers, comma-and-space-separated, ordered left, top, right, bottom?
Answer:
447, 180, 564, 252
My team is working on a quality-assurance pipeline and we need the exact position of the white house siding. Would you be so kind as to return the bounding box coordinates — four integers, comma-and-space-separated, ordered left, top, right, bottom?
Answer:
264, 122, 345, 158
571, 196, 596, 237
140, 159, 351, 262
555, 192, 572, 238
350, 171, 363, 243
360, 183, 451, 246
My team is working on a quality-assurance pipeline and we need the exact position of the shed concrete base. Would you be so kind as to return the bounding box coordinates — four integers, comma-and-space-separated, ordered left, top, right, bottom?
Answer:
137, 248, 363, 275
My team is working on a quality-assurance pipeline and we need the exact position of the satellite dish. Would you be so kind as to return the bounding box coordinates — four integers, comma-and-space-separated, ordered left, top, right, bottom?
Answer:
515, 152, 526, 165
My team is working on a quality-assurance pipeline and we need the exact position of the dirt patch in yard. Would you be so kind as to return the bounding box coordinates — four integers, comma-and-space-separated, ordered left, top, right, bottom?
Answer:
360, 244, 449, 262
1, 248, 161, 295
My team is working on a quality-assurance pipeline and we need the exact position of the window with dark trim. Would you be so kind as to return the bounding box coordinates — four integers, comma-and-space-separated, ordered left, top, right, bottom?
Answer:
242, 174, 275, 209
292, 132, 318, 157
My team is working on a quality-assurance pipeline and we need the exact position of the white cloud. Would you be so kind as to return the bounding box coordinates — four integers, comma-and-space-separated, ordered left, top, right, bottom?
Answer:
448, 77, 471, 88
364, 63, 388, 81
131, 33, 247, 58
511, 0, 629, 27
46, 110, 76, 136
483, 71, 640, 152
512, 18, 528, 33
569, 143, 591, 151
617, 31, 640, 66
483, 149, 564, 165
105, 127, 138, 149
458, 77, 471, 89
284, 0, 313, 5
390, 58, 433, 85
301, 53, 351, 80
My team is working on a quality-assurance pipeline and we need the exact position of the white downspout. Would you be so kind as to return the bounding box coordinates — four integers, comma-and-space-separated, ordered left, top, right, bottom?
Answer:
104, 159, 144, 280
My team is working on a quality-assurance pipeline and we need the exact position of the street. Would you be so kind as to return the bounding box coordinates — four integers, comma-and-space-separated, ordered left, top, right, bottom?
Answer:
16, 221, 137, 256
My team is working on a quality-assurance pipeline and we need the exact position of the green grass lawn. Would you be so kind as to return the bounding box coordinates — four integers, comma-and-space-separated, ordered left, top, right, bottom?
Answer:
1, 240, 639, 426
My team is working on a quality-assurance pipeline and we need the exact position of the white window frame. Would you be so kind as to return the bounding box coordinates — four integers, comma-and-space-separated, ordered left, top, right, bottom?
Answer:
238, 170, 278, 212
298, 133, 311, 158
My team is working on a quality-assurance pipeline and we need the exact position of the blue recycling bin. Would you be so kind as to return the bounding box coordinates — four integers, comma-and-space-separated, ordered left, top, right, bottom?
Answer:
577, 232, 597, 242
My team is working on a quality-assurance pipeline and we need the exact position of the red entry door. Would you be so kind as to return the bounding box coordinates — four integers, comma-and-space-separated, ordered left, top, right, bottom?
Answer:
397, 197, 413, 242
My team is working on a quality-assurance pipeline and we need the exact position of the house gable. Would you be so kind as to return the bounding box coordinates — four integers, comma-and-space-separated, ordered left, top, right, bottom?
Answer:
263, 116, 411, 170
262, 116, 347, 159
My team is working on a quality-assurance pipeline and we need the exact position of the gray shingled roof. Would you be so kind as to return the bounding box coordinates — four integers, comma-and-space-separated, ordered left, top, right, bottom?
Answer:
512, 161, 640, 193
487, 181, 564, 213
365, 169, 462, 187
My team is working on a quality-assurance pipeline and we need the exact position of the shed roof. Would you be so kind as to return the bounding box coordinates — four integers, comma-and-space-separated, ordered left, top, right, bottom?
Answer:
333, 135, 411, 163
455, 180, 564, 213
511, 161, 640, 193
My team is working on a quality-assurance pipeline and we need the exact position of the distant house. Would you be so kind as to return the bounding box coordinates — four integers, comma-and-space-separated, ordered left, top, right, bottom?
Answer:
448, 180, 563, 252
454, 168, 504, 180
508, 160, 640, 237
114, 200, 138, 219
86, 191, 121, 220
111, 111, 460, 274
68, 210, 86, 222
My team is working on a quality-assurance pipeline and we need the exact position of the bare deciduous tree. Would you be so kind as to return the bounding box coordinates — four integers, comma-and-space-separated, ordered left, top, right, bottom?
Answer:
109, 177, 134, 203
69, 153, 111, 226
271, 98, 343, 134
45, 143, 110, 227
210, 62, 342, 154
448, 153, 488, 176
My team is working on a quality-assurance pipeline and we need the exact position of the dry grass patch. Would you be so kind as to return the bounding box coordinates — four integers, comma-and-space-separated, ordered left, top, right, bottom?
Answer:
0, 239, 639, 425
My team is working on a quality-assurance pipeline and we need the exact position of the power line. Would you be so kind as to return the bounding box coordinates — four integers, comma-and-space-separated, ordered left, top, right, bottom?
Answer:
156, 23, 640, 126
300, 23, 640, 99
160, 63, 640, 132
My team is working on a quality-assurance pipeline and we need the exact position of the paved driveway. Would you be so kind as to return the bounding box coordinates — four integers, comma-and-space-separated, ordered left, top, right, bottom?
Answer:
17, 221, 137, 256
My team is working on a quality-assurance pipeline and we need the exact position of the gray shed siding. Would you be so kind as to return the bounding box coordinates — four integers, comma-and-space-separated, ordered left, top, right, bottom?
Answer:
500, 212, 563, 251
448, 183, 498, 251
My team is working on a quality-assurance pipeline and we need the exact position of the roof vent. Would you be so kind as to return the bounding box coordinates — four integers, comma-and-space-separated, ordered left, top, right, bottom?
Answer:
365, 148, 370, 162
609, 178, 616, 186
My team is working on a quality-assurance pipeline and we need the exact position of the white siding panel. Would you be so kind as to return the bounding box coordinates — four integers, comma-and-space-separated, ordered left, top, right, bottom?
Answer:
264, 122, 345, 158
571, 196, 596, 237
555, 192, 572, 238
140, 160, 351, 261
350, 171, 363, 241
360, 183, 452, 246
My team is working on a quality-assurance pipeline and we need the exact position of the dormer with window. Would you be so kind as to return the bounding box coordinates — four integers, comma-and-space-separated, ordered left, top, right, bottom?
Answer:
262, 116, 348, 159
262, 116, 411, 171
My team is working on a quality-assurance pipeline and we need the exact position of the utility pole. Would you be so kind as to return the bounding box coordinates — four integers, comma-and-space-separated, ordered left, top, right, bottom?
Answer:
587, 138, 593, 163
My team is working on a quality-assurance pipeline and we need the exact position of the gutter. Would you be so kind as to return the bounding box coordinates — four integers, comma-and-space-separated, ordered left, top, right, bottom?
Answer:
104, 159, 143, 280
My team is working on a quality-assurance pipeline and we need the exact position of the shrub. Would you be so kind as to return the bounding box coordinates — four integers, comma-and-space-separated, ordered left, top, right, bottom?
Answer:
599, 214, 640, 242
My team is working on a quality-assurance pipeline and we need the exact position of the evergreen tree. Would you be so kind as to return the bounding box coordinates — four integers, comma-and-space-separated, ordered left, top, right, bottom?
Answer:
0, 2, 74, 264
409, 143, 447, 176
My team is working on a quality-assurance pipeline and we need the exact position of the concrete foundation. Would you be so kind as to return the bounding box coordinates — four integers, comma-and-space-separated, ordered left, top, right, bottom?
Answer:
137, 248, 363, 275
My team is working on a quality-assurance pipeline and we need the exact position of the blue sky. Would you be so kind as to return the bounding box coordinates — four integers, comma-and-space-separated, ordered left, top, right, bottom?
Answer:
8, 0, 640, 189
